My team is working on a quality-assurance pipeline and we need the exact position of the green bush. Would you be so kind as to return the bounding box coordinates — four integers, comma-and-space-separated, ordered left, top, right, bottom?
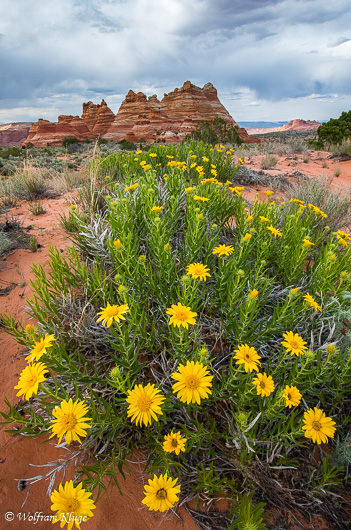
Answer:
317, 111, 351, 145
62, 137, 80, 148
0, 147, 21, 159
118, 139, 136, 151
185, 117, 243, 146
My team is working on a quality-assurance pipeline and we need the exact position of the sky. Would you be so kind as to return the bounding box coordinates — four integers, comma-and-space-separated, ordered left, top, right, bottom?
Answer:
0, 0, 350, 125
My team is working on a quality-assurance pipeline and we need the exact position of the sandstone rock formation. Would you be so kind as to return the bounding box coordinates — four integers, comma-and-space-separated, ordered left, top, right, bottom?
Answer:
24, 82, 259, 146
280, 119, 321, 131
247, 119, 321, 135
0, 123, 32, 146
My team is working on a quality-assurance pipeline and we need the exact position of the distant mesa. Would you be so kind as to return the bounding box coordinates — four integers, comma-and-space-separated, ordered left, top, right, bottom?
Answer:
0, 122, 32, 146
280, 119, 321, 131
246, 119, 321, 135
19, 81, 259, 146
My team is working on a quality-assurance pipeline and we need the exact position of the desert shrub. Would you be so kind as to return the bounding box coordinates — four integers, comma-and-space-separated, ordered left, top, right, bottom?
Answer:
0, 178, 17, 207
284, 175, 351, 232
0, 147, 21, 159
308, 139, 325, 150
0, 232, 11, 255
185, 117, 243, 146
287, 138, 307, 154
62, 136, 79, 148
97, 138, 108, 145
331, 139, 351, 159
1, 144, 350, 528
317, 110, 351, 145
118, 139, 136, 151
260, 154, 277, 169
27, 200, 46, 215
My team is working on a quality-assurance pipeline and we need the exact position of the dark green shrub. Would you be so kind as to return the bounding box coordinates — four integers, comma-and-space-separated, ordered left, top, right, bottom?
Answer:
62, 137, 79, 148
317, 111, 351, 145
185, 117, 243, 146
308, 139, 324, 150
97, 138, 108, 145
0, 147, 21, 159
118, 139, 136, 150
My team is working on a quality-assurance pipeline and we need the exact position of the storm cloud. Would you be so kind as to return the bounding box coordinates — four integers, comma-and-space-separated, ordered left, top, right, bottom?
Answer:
0, 0, 350, 123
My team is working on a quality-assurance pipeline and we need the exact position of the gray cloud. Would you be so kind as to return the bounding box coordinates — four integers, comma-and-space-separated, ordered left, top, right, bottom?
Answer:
0, 0, 350, 123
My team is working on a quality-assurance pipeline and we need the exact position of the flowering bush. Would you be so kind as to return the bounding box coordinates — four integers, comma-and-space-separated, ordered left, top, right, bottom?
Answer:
1, 142, 351, 528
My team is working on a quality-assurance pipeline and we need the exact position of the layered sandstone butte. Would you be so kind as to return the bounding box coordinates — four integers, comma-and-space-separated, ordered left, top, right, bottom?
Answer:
0, 123, 32, 146
24, 82, 259, 146
25, 100, 115, 146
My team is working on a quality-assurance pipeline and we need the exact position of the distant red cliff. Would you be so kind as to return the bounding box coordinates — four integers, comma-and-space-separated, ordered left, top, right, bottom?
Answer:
247, 119, 321, 135
280, 119, 321, 131
0, 123, 32, 146
23, 81, 259, 146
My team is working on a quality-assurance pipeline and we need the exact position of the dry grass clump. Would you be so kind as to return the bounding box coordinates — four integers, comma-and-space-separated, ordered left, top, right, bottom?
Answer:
260, 154, 278, 170
284, 175, 351, 231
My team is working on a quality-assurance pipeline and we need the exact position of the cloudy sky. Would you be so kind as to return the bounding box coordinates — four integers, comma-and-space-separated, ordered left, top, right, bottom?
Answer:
1, 0, 350, 125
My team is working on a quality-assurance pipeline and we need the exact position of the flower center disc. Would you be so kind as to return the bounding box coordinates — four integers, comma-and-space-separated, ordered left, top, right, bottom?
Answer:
156, 488, 167, 500
312, 421, 321, 431
245, 354, 251, 360
290, 340, 299, 349
287, 393, 291, 400
260, 382, 266, 389
64, 413, 77, 429
171, 439, 178, 448
185, 376, 198, 389
66, 498, 80, 512
176, 310, 188, 321
137, 396, 152, 412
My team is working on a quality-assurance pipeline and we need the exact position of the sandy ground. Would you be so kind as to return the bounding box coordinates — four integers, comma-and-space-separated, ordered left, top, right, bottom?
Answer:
241, 150, 351, 204
0, 152, 350, 529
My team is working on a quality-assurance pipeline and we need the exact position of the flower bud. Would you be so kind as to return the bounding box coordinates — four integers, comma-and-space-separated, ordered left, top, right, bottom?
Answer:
237, 269, 245, 277
110, 366, 121, 381
326, 344, 336, 354
199, 347, 209, 363
114, 273, 122, 283
305, 350, 315, 362
181, 275, 192, 284
25, 324, 34, 334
